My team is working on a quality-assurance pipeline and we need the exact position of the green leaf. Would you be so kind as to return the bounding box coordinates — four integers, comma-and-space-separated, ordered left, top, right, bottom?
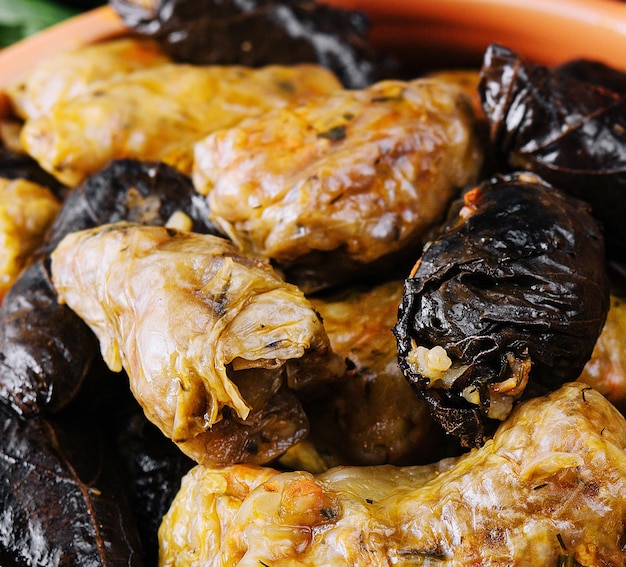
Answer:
0, 0, 79, 47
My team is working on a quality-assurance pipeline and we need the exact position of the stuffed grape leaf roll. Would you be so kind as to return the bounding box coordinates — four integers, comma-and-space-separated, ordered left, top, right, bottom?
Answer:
50, 223, 346, 466
159, 383, 626, 567
193, 77, 483, 292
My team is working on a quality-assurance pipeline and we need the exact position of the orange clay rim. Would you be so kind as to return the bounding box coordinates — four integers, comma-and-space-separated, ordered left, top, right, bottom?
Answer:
0, 0, 624, 88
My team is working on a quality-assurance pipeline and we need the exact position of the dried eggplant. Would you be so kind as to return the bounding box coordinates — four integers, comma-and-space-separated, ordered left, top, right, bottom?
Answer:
0, 401, 143, 566
109, 0, 388, 88
478, 43, 626, 262
555, 58, 626, 95
0, 159, 219, 417
393, 172, 610, 448
45, 158, 218, 253
0, 259, 100, 417
0, 144, 67, 200
116, 405, 194, 567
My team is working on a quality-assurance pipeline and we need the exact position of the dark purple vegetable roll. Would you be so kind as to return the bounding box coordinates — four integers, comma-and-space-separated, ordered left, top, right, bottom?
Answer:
0, 402, 143, 566
393, 172, 610, 448
110, 0, 390, 88
479, 43, 626, 263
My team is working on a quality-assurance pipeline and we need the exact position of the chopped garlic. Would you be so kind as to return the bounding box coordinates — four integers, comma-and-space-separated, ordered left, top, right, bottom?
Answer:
408, 344, 452, 380
486, 393, 514, 421
462, 385, 481, 406
165, 210, 193, 232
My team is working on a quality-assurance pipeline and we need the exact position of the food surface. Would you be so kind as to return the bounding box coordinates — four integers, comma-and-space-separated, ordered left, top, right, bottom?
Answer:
579, 294, 626, 413
194, 77, 482, 291
0, 143, 67, 199
0, 159, 219, 418
110, 0, 388, 88
19, 62, 342, 186
2, 3, 626, 566
6, 37, 171, 120
308, 279, 444, 466
51, 223, 346, 465
0, 403, 144, 566
394, 171, 610, 447
159, 383, 626, 566
0, 177, 60, 302
479, 43, 626, 263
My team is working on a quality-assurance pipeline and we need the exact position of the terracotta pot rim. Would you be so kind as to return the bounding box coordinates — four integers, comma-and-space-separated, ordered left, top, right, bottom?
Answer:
0, 0, 624, 87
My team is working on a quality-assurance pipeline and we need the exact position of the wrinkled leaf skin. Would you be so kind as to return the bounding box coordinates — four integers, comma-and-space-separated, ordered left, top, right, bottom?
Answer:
110, 0, 389, 88
394, 172, 610, 448
0, 401, 143, 566
0, 159, 221, 416
479, 44, 626, 262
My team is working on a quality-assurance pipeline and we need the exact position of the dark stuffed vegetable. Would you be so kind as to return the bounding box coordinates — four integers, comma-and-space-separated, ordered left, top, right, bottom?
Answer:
393, 172, 610, 448
555, 58, 626, 95
109, 0, 390, 88
478, 43, 626, 263
0, 401, 143, 566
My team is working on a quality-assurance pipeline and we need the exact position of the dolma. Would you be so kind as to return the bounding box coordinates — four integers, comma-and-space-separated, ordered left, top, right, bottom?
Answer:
20, 63, 341, 186
479, 43, 626, 262
0, 159, 217, 416
393, 172, 609, 448
110, 0, 389, 89
5, 37, 171, 121
307, 279, 447, 467
0, 401, 143, 566
0, 178, 60, 303
50, 223, 346, 466
159, 383, 626, 567
555, 58, 626, 95
578, 294, 626, 414
116, 405, 195, 567
194, 77, 483, 292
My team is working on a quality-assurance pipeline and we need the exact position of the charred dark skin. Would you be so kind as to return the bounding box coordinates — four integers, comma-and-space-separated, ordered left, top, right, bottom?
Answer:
478, 43, 626, 263
0, 159, 221, 417
110, 0, 392, 88
0, 401, 144, 566
393, 172, 610, 448
116, 405, 195, 567
0, 259, 100, 416
554, 58, 626, 95
44, 158, 219, 253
